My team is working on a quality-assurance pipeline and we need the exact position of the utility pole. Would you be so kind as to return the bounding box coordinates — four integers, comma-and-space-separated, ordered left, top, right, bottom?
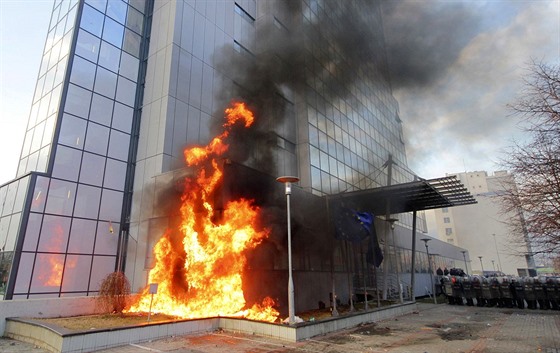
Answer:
382, 154, 393, 300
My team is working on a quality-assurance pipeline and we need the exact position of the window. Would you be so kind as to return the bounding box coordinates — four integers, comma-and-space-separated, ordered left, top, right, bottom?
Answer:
234, 3, 255, 23
59, 114, 86, 149
84, 122, 109, 155
98, 41, 121, 73
102, 17, 124, 48
79, 152, 106, 186
94, 67, 118, 98
65, 84, 92, 119
80, 4, 104, 37
445, 228, 452, 235
45, 179, 76, 216
75, 30, 101, 63
73, 184, 101, 219
233, 40, 254, 57
68, 218, 96, 253
443, 217, 450, 224
441, 207, 448, 213
90, 94, 114, 126
52, 145, 82, 181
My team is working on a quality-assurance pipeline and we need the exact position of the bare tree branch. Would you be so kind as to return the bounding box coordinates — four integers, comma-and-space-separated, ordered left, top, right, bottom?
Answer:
498, 61, 560, 258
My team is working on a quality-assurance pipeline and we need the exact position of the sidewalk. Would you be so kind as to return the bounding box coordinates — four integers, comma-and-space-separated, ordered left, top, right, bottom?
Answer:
2, 303, 559, 352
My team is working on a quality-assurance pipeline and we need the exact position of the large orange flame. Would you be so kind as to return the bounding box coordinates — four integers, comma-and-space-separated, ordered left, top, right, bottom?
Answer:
127, 102, 279, 322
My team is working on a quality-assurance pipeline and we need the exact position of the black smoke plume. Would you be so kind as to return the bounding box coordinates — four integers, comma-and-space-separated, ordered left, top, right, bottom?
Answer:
380, 0, 482, 89
213, 0, 388, 176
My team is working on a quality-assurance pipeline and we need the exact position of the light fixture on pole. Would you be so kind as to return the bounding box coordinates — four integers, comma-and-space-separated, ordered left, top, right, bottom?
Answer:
460, 250, 468, 275
276, 176, 299, 325
478, 256, 484, 276
492, 260, 496, 272
492, 233, 503, 272
421, 238, 437, 304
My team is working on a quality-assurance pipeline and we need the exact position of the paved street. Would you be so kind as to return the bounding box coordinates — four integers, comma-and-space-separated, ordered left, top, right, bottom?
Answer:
2, 302, 559, 352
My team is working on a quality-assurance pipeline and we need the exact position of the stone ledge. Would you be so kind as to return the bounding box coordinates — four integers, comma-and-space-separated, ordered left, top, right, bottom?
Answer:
5, 302, 417, 353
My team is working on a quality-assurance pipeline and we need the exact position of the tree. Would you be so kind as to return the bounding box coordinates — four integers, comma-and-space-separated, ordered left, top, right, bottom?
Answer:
498, 61, 560, 257
96, 271, 131, 313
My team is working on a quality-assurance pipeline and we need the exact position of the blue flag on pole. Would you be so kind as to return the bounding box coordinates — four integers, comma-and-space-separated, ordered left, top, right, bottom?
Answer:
333, 206, 383, 267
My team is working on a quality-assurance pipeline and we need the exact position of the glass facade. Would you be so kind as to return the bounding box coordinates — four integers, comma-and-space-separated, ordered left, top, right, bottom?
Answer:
2, 0, 446, 304
3, 0, 150, 299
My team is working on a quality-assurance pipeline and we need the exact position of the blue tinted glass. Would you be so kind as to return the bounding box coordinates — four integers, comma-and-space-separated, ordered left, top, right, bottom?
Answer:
80, 4, 104, 37
98, 41, 121, 73
102, 17, 124, 48
106, 0, 127, 24
69, 55, 96, 90
85, 0, 107, 13
90, 93, 114, 126
64, 84, 92, 119
75, 30, 100, 62
94, 67, 117, 99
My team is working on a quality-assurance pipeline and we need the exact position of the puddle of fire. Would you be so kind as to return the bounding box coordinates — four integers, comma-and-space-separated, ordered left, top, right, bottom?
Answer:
126, 102, 280, 323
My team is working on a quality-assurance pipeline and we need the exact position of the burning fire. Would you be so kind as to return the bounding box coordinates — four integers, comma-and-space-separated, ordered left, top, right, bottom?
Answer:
127, 102, 279, 322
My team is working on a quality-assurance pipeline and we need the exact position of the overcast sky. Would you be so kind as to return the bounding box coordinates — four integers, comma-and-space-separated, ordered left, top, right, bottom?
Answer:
382, 0, 560, 179
0, 0, 559, 186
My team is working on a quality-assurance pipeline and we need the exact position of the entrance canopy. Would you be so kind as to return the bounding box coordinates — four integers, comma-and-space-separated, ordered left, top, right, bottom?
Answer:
326, 176, 477, 215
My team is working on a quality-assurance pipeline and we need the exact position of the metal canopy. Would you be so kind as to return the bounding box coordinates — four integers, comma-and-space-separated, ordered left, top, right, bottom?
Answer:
326, 175, 477, 215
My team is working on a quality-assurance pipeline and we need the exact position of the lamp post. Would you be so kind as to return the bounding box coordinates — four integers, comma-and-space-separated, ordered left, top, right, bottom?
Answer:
460, 250, 468, 275
492, 260, 496, 272
478, 256, 484, 277
492, 233, 503, 273
421, 238, 437, 304
276, 176, 299, 325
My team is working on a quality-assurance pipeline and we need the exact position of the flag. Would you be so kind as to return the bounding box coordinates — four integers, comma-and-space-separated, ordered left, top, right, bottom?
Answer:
333, 205, 383, 268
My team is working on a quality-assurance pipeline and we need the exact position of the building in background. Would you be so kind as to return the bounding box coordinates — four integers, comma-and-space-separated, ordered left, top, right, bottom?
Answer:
0, 0, 475, 312
432, 171, 535, 276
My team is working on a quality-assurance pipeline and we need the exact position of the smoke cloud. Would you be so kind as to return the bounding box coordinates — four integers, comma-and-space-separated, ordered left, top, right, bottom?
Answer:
380, 0, 482, 89
381, 1, 558, 177
213, 0, 388, 174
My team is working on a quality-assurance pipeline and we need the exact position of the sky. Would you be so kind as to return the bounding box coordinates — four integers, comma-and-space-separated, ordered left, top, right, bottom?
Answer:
382, 0, 560, 179
0, 0, 559, 186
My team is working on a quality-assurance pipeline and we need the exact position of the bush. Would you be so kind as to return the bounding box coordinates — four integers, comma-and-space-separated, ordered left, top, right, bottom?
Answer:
97, 271, 131, 313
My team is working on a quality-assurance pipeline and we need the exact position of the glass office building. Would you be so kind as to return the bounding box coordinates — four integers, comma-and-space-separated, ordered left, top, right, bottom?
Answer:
0, 0, 433, 305
0, 0, 150, 299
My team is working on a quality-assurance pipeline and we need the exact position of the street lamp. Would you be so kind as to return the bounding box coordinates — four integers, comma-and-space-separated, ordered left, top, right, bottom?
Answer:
492, 234, 503, 273
276, 176, 299, 325
421, 238, 437, 304
460, 250, 468, 275
478, 256, 484, 277
492, 260, 496, 272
